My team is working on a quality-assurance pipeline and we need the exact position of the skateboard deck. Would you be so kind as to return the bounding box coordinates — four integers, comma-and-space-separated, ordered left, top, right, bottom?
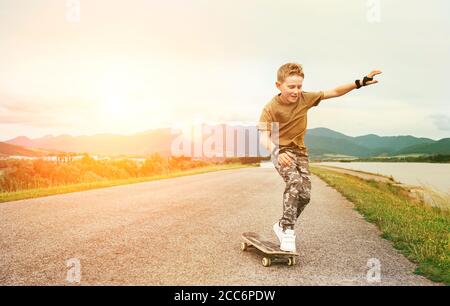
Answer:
241, 232, 299, 267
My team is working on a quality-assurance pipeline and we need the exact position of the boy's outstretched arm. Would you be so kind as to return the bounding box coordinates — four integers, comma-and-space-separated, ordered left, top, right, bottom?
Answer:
323, 70, 382, 100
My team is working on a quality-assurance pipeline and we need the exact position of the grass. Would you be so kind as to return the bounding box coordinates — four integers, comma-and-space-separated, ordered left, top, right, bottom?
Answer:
312, 164, 397, 181
0, 163, 257, 203
414, 184, 450, 211
310, 165, 450, 285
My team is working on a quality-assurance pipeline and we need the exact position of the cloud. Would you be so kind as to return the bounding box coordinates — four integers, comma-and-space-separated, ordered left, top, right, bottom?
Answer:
0, 113, 64, 127
430, 114, 450, 131
0, 93, 92, 128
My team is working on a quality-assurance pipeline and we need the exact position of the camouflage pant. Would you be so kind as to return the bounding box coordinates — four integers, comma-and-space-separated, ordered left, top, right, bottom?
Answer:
274, 146, 311, 231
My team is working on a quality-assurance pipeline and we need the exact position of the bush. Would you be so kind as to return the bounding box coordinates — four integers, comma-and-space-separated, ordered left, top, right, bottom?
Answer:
113, 159, 140, 177
0, 152, 247, 192
141, 153, 169, 176
53, 163, 82, 185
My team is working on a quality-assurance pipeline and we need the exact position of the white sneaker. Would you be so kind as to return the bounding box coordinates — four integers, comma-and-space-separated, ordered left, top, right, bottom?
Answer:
280, 229, 296, 252
273, 222, 283, 244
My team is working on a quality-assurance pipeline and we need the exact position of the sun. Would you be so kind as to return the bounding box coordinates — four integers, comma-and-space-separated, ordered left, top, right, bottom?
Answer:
107, 95, 126, 116
101, 93, 128, 118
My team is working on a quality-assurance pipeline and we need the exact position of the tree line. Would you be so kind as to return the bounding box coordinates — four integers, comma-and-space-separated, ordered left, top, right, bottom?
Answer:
0, 153, 213, 192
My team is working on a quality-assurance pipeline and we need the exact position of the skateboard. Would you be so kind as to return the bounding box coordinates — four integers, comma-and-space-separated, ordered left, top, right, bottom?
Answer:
240, 232, 299, 267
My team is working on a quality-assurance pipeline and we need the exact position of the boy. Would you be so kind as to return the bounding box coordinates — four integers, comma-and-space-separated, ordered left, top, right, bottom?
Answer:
257, 63, 381, 252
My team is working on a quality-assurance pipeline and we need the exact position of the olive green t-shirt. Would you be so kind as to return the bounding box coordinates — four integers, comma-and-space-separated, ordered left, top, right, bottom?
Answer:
257, 91, 324, 157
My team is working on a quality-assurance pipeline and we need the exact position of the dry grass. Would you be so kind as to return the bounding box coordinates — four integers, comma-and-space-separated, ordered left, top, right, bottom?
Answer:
0, 163, 257, 203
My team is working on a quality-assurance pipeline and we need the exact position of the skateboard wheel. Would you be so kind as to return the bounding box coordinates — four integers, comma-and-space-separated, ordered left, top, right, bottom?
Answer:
287, 257, 296, 266
262, 257, 271, 267
240, 242, 248, 251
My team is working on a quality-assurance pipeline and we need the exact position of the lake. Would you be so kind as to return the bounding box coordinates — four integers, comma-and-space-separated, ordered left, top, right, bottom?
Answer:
315, 162, 450, 194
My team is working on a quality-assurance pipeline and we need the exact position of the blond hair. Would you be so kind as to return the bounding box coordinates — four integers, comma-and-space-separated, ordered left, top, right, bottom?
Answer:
277, 62, 304, 83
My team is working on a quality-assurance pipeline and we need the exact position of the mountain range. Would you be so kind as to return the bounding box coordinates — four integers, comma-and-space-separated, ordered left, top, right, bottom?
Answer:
2, 127, 449, 158
305, 128, 449, 157
0, 141, 59, 157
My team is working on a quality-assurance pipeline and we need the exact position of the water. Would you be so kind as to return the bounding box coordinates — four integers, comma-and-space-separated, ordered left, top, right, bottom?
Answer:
315, 162, 450, 194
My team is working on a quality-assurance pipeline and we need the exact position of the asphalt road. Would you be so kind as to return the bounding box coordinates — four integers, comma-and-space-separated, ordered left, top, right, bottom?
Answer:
0, 167, 436, 285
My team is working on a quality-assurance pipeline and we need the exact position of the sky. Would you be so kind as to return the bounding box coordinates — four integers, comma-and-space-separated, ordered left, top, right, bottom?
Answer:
0, 0, 449, 141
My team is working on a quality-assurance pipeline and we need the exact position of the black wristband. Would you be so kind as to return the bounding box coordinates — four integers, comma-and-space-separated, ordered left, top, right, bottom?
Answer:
363, 76, 373, 86
355, 79, 362, 89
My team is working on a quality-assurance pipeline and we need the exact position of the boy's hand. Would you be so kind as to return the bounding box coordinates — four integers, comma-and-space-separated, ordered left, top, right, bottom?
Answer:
278, 152, 295, 167
364, 70, 382, 86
